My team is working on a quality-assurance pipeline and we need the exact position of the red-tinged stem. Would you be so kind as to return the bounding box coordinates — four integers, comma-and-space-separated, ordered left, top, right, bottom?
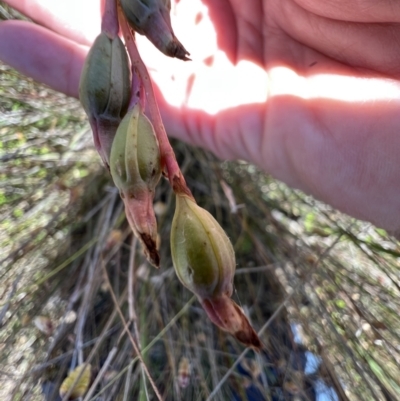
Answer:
118, 5, 194, 200
128, 66, 142, 111
101, 0, 119, 38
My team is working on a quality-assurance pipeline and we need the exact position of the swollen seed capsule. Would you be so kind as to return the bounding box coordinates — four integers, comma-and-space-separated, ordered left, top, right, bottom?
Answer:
110, 105, 161, 192
120, 0, 190, 60
171, 194, 261, 349
110, 104, 162, 267
171, 194, 235, 299
79, 32, 131, 167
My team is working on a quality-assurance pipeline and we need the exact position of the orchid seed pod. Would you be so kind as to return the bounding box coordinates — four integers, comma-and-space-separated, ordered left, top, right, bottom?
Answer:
120, 0, 190, 60
171, 194, 261, 349
110, 104, 162, 267
79, 32, 131, 168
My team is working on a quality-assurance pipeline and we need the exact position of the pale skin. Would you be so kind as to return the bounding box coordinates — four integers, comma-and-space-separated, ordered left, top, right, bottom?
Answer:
1, 0, 400, 234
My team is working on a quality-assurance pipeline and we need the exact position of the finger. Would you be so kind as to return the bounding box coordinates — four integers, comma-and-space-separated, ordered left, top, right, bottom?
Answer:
0, 20, 87, 97
277, 0, 400, 78
200, 0, 265, 65
3, 0, 102, 45
293, 0, 400, 23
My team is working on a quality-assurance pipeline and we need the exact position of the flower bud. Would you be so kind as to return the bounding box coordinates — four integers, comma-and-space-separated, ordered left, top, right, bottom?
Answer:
110, 104, 162, 267
120, 0, 190, 60
79, 32, 131, 168
171, 195, 261, 349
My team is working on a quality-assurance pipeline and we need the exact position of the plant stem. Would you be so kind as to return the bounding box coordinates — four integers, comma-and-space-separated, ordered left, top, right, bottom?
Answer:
118, 5, 194, 200
128, 67, 142, 111
102, 0, 119, 38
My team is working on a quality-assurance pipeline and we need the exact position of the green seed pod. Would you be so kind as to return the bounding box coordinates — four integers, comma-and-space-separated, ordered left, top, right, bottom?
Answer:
171, 194, 261, 349
110, 104, 162, 267
171, 194, 235, 299
79, 32, 131, 167
110, 105, 161, 192
120, 0, 190, 60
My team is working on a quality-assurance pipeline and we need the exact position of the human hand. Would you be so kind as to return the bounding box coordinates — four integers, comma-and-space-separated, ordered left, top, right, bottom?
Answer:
1, 0, 400, 234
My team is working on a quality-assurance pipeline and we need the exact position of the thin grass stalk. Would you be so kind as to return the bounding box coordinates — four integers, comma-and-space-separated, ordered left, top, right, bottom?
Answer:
86, 296, 196, 400
101, 261, 163, 400
83, 347, 118, 401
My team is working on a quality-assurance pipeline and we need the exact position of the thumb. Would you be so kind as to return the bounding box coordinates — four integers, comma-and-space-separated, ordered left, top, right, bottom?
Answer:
0, 20, 87, 98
